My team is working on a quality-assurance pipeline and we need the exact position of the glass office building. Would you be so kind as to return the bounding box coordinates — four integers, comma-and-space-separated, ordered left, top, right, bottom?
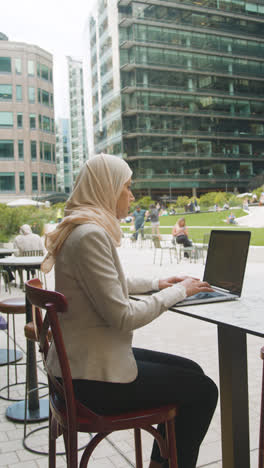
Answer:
56, 118, 72, 194
67, 57, 89, 183
88, 0, 264, 197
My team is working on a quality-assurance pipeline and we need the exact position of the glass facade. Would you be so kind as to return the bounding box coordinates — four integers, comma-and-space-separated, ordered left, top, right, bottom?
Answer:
116, 0, 264, 194
0, 84, 12, 100
0, 173, 15, 191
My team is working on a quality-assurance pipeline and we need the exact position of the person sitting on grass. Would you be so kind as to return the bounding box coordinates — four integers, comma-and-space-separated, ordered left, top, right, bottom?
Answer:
227, 212, 236, 224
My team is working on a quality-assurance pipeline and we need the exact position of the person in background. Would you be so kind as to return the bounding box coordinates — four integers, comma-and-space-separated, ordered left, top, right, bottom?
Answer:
227, 212, 236, 224
56, 208, 63, 224
42, 154, 218, 468
172, 217, 192, 257
14, 224, 44, 255
132, 205, 146, 240
147, 204, 160, 238
14, 224, 45, 284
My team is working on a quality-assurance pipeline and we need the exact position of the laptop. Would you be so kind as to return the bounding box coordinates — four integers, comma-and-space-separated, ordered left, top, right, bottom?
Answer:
176, 229, 251, 306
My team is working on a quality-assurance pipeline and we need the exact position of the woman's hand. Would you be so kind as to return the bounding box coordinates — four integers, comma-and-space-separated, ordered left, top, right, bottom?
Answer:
181, 278, 213, 297
158, 275, 199, 290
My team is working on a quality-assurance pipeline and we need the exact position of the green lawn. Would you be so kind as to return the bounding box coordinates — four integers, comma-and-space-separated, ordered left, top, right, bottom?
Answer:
122, 209, 264, 246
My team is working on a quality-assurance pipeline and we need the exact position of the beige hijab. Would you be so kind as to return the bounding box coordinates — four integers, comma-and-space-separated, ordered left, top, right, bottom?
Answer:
41, 153, 132, 273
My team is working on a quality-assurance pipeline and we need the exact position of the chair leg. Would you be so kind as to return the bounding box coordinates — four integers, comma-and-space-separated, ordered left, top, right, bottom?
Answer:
134, 428, 143, 468
49, 410, 56, 468
165, 419, 178, 468
259, 360, 264, 468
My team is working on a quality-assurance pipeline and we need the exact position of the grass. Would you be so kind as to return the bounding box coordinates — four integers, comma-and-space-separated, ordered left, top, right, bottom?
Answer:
121, 209, 264, 246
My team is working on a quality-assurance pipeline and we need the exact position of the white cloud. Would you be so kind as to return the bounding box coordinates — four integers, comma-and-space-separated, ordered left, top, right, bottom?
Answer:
1, 0, 95, 116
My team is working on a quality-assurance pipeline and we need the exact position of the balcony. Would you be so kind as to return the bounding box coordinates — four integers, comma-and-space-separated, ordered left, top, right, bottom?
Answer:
120, 58, 264, 80
122, 104, 264, 121
118, 13, 264, 40
123, 128, 264, 140
132, 172, 250, 181
121, 83, 264, 101
127, 151, 264, 160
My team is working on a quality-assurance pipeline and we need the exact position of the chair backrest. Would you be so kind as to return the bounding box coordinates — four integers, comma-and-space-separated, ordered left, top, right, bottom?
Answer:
203, 233, 210, 247
22, 250, 44, 257
25, 278, 98, 431
152, 235, 161, 248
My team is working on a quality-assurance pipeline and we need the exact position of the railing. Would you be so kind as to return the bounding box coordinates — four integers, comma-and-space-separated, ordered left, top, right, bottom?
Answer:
121, 83, 264, 100
132, 173, 251, 180
119, 37, 264, 60
118, 13, 264, 39
128, 151, 264, 159
123, 128, 264, 138
122, 104, 263, 119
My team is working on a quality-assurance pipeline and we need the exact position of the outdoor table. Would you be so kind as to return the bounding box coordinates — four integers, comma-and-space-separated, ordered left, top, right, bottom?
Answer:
0, 250, 23, 365
0, 256, 49, 423
0, 248, 17, 258
131, 287, 263, 468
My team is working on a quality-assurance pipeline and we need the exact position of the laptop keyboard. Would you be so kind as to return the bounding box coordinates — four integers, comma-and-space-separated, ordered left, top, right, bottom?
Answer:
184, 291, 224, 302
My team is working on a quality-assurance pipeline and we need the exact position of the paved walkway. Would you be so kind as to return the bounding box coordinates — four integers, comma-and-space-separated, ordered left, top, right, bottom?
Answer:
0, 244, 263, 467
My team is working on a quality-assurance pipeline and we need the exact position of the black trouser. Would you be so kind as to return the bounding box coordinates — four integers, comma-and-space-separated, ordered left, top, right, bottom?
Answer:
176, 235, 192, 248
72, 348, 218, 468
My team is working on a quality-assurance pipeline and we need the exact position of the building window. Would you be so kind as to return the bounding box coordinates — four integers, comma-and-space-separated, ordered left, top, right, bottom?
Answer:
42, 116, 50, 132
28, 60, 34, 76
53, 174, 56, 191
41, 172, 44, 191
18, 140, 24, 159
0, 140, 14, 159
15, 58, 21, 74
16, 85, 22, 101
38, 114, 42, 130
45, 173, 52, 191
0, 84, 12, 100
28, 87, 35, 103
0, 112, 13, 127
38, 63, 49, 81
40, 141, 43, 160
42, 89, 49, 106
44, 142, 51, 161
50, 93, 53, 107
0, 57, 11, 73
17, 113, 23, 128
29, 114, 36, 129
32, 173, 38, 192
52, 144, 55, 162
31, 140, 37, 160
19, 172, 25, 192
0, 173, 15, 191
51, 119, 54, 133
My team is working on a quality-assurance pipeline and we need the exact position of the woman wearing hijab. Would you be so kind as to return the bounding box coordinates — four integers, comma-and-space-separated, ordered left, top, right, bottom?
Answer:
42, 154, 218, 468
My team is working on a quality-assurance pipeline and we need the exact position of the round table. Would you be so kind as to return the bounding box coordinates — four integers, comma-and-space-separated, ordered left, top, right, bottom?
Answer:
0, 256, 48, 422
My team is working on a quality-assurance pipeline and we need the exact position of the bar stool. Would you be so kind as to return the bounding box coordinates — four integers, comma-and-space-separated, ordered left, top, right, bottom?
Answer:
0, 297, 25, 401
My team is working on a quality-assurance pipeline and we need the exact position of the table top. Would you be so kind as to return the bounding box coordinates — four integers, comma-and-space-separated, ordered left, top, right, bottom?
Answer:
0, 256, 44, 267
131, 272, 264, 338
0, 248, 16, 256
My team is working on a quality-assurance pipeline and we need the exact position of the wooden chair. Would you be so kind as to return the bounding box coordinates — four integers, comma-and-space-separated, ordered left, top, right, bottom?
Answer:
259, 346, 264, 468
26, 278, 179, 468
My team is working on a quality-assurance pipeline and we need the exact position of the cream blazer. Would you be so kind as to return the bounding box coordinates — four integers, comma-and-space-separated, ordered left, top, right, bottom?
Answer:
47, 224, 186, 383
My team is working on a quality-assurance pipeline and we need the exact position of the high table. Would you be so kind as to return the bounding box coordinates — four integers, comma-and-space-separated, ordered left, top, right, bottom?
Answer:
0, 256, 48, 423
0, 249, 22, 364
132, 284, 263, 468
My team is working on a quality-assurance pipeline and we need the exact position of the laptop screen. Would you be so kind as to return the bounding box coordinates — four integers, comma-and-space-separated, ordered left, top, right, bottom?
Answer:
203, 230, 251, 296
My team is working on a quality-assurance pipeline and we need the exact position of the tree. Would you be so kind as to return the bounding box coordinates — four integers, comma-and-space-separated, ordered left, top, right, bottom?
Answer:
248, 174, 264, 191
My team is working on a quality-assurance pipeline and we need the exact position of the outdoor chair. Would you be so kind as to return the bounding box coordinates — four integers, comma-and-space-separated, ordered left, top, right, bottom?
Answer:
26, 277, 179, 468
152, 236, 178, 266
20, 250, 46, 289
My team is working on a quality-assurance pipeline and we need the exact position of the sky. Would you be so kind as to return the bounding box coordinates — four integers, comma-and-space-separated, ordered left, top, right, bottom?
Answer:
1, 0, 96, 117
